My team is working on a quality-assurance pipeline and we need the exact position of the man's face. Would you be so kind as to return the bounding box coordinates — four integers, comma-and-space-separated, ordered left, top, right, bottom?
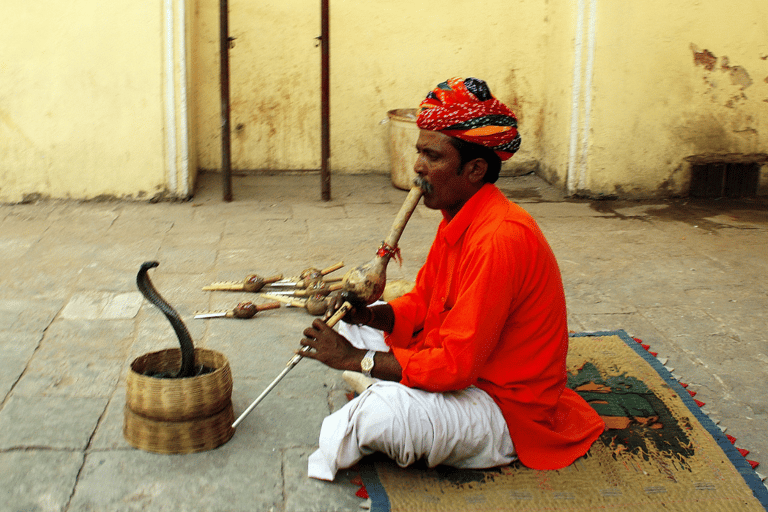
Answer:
414, 130, 477, 219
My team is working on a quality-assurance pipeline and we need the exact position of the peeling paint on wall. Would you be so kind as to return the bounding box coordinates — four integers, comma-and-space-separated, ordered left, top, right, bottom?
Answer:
689, 44, 761, 109
691, 44, 717, 71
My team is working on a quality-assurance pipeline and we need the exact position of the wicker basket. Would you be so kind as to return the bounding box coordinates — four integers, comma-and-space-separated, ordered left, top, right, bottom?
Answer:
124, 348, 235, 454
126, 348, 233, 421
124, 402, 235, 454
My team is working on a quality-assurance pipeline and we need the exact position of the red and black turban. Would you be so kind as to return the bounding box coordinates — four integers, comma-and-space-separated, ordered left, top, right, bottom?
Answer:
417, 77, 521, 161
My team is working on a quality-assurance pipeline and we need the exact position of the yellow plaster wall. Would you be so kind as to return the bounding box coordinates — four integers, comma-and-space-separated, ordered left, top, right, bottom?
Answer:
584, 0, 768, 197
3, 0, 766, 201
192, 0, 322, 172
0, 1, 169, 202
193, 0, 551, 176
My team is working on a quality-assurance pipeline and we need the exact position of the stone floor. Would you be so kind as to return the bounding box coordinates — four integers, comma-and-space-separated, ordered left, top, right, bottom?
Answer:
0, 171, 766, 511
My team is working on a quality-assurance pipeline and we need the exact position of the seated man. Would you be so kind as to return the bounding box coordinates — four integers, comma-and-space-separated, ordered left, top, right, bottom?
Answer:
300, 77, 605, 481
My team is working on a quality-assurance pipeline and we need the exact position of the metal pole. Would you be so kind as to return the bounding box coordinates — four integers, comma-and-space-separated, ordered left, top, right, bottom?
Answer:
231, 302, 351, 428
320, 0, 330, 201
220, 0, 233, 202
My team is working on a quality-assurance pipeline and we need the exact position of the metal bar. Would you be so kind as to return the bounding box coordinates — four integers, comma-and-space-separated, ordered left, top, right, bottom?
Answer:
220, 0, 233, 202
194, 312, 228, 319
320, 0, 331, 201
231, 357, 301, 429
231, 302, 351, 428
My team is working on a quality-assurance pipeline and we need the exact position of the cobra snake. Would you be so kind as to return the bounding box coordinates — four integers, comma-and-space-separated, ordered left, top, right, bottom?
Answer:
136, 261, 210, 378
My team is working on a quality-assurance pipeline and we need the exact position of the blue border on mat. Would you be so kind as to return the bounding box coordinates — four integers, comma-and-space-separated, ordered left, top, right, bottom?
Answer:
358, 330, 768, 511
575, 330, 768, 510
358, 455, 391, 512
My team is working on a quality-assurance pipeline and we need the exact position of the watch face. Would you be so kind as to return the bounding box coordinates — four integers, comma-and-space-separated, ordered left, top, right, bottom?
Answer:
361, 357, 374, 372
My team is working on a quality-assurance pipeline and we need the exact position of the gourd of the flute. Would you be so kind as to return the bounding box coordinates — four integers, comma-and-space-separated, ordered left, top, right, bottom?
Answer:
243, 275, 265, 292
341, 254, 389, 305
306, 294, 328, 316
242, 273, 282, 292
300, 268, 322, 280
233, 301, 257, 318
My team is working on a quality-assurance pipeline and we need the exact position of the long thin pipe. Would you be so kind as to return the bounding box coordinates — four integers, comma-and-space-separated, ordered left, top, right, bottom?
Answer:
232, 302, 351, 428
320, 0, 330, 201
165, 0, 177, 194
220, 0, 232, 201
178, 0, 190, 196
579, 0, 597, 192
567, 0, 598, 194
566, 0, 585, 195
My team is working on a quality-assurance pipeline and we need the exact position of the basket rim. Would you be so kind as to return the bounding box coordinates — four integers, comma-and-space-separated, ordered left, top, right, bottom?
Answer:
128, 347, 229, 381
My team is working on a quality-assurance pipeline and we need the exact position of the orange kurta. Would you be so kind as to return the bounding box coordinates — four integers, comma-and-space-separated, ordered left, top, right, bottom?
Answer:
386, 183, 604, 470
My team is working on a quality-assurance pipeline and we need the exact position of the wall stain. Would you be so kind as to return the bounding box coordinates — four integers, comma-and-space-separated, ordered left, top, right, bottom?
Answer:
584, 197, 768, 233
498, 187, 542, 200
721, 57, 753, 90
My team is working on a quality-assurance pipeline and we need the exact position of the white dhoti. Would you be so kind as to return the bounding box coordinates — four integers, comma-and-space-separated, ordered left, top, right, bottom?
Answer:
307, 318, 516, 481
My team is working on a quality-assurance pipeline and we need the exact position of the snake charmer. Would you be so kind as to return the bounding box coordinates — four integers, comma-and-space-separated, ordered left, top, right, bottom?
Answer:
300, 77, 605, 481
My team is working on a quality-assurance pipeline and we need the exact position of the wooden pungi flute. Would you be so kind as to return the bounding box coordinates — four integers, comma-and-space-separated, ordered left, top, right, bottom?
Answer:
231, 178, 429, 428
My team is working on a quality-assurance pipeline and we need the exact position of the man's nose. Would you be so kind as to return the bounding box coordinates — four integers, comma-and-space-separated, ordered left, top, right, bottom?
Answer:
414, 154, 426, 175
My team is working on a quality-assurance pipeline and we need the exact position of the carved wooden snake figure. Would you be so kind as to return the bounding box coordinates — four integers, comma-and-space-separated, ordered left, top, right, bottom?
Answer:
136, 261, 209, 378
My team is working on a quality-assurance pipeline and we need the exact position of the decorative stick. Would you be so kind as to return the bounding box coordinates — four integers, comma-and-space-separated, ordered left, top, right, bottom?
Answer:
261, 293, 307, 308
266, 282, 343, 298
202, 274, 283, 292
194, 301, 281, 319
320, 261, 345, 276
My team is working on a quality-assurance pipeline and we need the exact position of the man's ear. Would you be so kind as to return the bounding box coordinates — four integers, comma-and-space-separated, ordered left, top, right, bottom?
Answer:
464, 158, 488, 184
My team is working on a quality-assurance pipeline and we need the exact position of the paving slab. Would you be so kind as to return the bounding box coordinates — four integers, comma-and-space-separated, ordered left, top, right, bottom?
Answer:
69, 445, 284, 512
12, 319, 133, 398
60, 291, 143, 320
0, 298, 64, 334
0, 395, 108, 450
0, 450, 84, 512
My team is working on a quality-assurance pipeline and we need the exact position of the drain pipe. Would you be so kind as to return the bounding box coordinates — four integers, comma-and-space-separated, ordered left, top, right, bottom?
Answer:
320, 0, 330, 201
178, 0, 190, 196
163, 0, 191, 197
164, 0, 177, 194
566, 0, 584, 196
567, 0, 597, 195
220, 0, 232, 201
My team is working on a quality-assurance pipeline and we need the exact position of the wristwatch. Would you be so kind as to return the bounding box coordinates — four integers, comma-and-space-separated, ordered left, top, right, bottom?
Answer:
361, 350, 376, 378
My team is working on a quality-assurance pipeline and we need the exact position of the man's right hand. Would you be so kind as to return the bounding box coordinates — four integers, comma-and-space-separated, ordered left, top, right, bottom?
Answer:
324, 291, 371, 325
